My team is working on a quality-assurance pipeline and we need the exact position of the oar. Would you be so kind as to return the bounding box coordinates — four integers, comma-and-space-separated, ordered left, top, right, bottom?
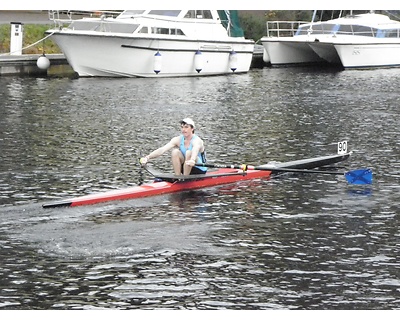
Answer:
195, 163, 373, 185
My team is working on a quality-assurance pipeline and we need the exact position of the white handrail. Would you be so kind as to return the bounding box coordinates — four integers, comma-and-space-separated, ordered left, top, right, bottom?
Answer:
266, 21, 309, 37
48, 10, 122, 28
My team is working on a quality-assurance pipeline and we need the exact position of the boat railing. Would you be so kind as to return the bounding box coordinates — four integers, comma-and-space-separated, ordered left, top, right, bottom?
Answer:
267, 19, 400, 38
266, 20, 310, 37
48, 10, 122, 28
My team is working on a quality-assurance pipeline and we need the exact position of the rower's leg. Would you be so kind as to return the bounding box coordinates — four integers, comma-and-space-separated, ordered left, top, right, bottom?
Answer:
183, 150, 193, 175
171, 149, 184, 175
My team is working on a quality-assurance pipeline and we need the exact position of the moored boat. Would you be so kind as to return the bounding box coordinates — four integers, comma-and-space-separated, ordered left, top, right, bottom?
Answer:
308, 12, 400, 68
46, 10, 254, 77
42, 152, 352, 209
261, 10, 400, 69
259, 11, 336, 66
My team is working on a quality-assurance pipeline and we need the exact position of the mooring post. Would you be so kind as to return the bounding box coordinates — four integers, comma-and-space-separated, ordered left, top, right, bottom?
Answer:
10, 22, 23, 55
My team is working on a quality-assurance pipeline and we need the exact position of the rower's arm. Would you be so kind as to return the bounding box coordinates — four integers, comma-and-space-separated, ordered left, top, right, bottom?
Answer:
146, 137, 179, 160
189, 139, 204, 162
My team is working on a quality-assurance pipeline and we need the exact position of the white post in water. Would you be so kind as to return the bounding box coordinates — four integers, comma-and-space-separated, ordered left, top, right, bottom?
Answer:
10, 22, 23, 55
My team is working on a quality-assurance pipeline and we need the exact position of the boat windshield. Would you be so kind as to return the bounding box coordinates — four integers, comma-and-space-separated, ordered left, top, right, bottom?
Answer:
376, 28, 400, 38
296, 23, 338, 35
148, 10, 181, 17
69, 20, 140, 33
184, 10, 213, 19
338, 25, 376, 36
296, 23, 382, 37
118, 10, 146, 17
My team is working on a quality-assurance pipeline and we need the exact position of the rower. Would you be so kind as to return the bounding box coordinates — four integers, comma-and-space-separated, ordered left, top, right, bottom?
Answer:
140, 118, 207, 175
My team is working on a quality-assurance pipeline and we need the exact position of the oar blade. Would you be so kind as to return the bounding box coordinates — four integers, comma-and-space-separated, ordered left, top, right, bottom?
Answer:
345, 168, 373, 185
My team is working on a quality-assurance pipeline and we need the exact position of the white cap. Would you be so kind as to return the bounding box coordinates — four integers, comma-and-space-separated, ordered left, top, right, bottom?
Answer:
181, 118, 195, 128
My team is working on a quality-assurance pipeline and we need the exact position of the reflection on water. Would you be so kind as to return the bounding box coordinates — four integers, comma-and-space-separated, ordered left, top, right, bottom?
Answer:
0, 67, 399, 309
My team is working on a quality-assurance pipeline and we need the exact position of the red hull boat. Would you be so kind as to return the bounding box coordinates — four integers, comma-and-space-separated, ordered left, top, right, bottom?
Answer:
42, 152, 351, 208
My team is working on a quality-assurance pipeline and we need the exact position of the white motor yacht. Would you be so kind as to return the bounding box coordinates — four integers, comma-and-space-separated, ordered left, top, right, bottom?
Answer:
259, 13, 331, 66
308, 12, 400, 68
46, 10, 254, 77
260, 11, 400, 69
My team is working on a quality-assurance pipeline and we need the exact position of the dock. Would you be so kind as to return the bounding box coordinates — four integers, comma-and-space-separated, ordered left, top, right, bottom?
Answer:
0, 53, 74, 76
0, 10, 75, 77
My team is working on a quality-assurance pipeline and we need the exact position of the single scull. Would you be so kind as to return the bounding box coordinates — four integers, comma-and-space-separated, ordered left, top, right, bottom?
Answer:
42, 152, 353, 209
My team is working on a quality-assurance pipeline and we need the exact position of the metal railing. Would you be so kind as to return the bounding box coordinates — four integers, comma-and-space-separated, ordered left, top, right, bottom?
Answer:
266, 20, 310, 37
266, 18, 400, 39
48, 10, 122, 28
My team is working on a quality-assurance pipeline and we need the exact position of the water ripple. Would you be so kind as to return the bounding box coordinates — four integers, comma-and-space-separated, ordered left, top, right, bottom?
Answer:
0, 68, 399, 309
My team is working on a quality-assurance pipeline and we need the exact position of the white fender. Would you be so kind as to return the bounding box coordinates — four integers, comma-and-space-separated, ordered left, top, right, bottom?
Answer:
37, 55, 51, 70
194, 50, 203, 73
154, 51, 162, 74
229, 51, 238, 72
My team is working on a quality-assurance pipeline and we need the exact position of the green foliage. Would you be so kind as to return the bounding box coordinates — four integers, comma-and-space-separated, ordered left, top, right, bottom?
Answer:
0, 24, 61, 54
0, 25, 11, 53
238, 12, 266, 43
238, 10, 314, 42
270, 10, 313, 21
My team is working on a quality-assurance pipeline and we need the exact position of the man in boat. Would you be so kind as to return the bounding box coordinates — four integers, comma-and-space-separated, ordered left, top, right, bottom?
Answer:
140, 118, 207, 175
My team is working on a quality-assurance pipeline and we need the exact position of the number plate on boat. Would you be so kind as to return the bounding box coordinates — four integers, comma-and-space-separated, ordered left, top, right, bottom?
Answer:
337, 141, 348, 155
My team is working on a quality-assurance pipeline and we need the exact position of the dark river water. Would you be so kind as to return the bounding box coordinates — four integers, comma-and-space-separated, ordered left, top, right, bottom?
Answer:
0, 66, 399, 310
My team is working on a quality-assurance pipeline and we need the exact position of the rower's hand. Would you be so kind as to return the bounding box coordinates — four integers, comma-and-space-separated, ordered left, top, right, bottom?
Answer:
185, 159, 196, 167
139, 156, 149, 166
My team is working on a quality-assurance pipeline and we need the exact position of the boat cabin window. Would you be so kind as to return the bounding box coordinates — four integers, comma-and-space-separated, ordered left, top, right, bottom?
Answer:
148, 10, 181, 17
351, 25, 375, 36
335, 24, 375, 36
336, 24, 354, 35
376, 28, 400, 38
296, 23, 336, 35
331, 24, 340, 33
184, 10, 213, 19
171, 29, 185, 35
139, 26, 148, 33
119, 10, 145, 17
296, 23, 377, 36
150, 27, 185, 36
295, 26, 308, 35
152, 27, 169, 35
313, 23, 337, 34
106, 23, 140, 34
69, 20, 139, 33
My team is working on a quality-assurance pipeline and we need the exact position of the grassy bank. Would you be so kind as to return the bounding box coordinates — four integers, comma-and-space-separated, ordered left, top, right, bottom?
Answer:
0, 24, 61, 54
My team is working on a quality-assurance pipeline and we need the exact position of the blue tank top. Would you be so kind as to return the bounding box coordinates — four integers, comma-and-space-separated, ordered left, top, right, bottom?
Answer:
179, 135, 207, 172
